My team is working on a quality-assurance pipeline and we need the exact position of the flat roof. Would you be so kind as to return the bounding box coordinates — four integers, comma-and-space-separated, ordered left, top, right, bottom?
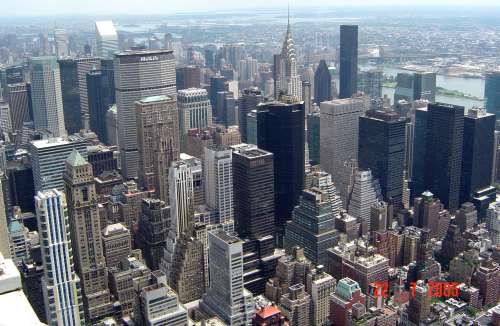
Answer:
0, 290, 42, 325
95, 21, 117, 37
138, 95, 172, 103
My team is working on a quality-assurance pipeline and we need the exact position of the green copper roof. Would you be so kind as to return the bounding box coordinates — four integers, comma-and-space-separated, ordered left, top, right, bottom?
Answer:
139, 95, 172, 103
8, 219, 24, 233
66, 149, 88, 166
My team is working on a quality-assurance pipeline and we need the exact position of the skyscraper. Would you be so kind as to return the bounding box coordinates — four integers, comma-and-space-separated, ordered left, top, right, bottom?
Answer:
30, 56, 66, 137
6, 83, 32, 139
63, 151, 113, 322
485, 71, 500, 118
232, 144, 275, 239
275, 12, 302, 100
424, 103, 464, 211
216, 90, 237, 127
209, 75, 228, 119
203, 146, 234, 228
0, 176, 9, 259
320, 97, 369, 204
413, 72, 436, 103
394, 73, 414, 103
35, 189, 85, 326
285, 188, 338, 267
114, 49, 176, 179
279, 284, 311, 326
101, 223, 131, 269
177, 88, 213, 135
54, 29, 69, 57
307, 266, 336, 326
200, 230, 254, 326
58, 58, 81, 133
460, 108, 496, 204
29, 135, 88, 192
314, 59, 332, 104
95, 21, 119, 59
175, 66, 201, 90
252, 101, 304, 232
357, 70, 383, 103
358, 110, 408, 210
339, 25, 358, 99
136, 95, 180, 202
168, 160, 195, 237
239, 87, 263, 143
411, 107, 428, 200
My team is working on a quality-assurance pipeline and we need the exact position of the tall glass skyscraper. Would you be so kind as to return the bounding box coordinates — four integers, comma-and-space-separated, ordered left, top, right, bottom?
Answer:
485, 71, 500, 119
339, 25, 358, 99
314, 59, 332, 104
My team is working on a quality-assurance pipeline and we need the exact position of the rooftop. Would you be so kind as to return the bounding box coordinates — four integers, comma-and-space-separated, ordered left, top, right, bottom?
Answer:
66, 149, 88, 167
138, 95, 172, 104
0, 290, 43, 325
95, 21, 117, 37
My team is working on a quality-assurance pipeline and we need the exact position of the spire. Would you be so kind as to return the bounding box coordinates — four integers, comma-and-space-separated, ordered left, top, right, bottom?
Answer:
287, 4, 291, 35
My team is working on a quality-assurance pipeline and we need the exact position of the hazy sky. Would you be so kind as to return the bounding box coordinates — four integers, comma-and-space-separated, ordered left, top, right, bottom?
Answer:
2, 0, 500, 16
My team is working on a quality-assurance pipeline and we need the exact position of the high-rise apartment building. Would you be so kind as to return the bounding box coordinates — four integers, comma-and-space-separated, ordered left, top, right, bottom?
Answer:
35, 189, 85, 326
95, 21, 119, 59
63, 151, 113, 322
320, 98, 368, 204
177, 88, 213, 135
472, 260, 499, 307
30, 56, 66, 137
405, 280, 431, 325
114, 49, 176, 179
279, 284, 311, 326
232, 144, 275, 239
29, 135, 88, 192
136, 95, 179, 202
251, 101, 304, 232
486, 201, 500, 246
200, 230, 254, 326
358, 110, 408, 210
307, 266, 335, 326
413, 191, 451, 239
314, 60, 332, 104
339, 25, 358, 99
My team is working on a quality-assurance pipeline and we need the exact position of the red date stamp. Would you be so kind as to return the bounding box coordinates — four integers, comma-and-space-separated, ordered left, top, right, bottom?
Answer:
372, 281, 459, 298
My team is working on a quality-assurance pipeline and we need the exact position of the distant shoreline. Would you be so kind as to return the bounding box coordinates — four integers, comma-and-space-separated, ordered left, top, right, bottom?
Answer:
382, 82, 484, 101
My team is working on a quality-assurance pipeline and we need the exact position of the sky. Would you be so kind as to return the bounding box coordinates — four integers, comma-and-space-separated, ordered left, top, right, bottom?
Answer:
1, 0, 500, 16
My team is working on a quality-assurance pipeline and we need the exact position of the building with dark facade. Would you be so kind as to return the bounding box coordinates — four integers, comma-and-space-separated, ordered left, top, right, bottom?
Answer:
216, 91, 236, 126
339, 25, 358, 99
485, 71, 500, 118
460, 108, 496, 206
86, 60, 115, 144
209, 75, 228, 120
314, 59, 332, 104
176, 66, 201, 90
251, 100, 304, 233
425, 103, 464, 211
394, 73, 414, 103
87, 145, 117, 176
307, 111, 320, 165
58, 58, 81, 133
413, 72, 436, 103
239, 87, 263, 142
359, 110, 407, 210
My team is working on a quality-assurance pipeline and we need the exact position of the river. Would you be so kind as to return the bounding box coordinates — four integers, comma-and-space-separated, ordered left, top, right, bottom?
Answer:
359, 64, 485, 110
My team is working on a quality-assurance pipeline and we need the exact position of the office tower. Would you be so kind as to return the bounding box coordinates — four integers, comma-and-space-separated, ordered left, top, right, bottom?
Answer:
136, 95, 179, 202
200, 230, 254, 326
139, 272, 188, 326
0, 177, 9, 259
357, 70, 383, 103
35, 190, 85, 326
63, 151, 113, 322
347, 169, 382, 235
275, 14, 302, 100
58, 58, 81, 133
307, 111, 320, 165
413, 72, 436, 103
455, 202, 477, 232
413, 191, 451, 239
86, 64, 115, 143
307, 266, 335, 326
177, 88, 213, 135
216, 91, 236, 126
285, 188, 338, 267
54, 29, 69, 57
339, 25, 358, 99
306, 169, 343, 216
204, 146, 234, 227
411, 107, 428, 199
279, 284, 311, 326
136, 198, 169, 270
330, 278, 366, 326
405, 280, 431, 325
213, 125, 241, 147
168, 161, 195, 237
106, 105, 118, 146
102, 223, 131, 269
239, 88, 263, 142
175, 66, 201, 90
314, 59, 332, 104
320, 98, 368, 204
486, 201, 500, 246
29, 135, 87, 192
29, 57, 66, 137
87, 145, 117, 176
303, 81, 312, 117
209, 75, 228, 119
6, 83, 31, 138
114, 49, 176, 179
460, 108, 495, 204
358, 110, 407, 209
252, 101, 304, 232
232, 145, 275, 239
0, 100, 11, 133
485, 71, 500, 118
95, 21, 119, 59
394, 73, 414, 103
424, 103, 464, 211
472, 260, 499, 306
